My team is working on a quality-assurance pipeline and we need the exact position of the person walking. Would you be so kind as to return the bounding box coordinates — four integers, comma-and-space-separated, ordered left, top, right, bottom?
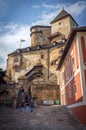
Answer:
25, 93, 29, 112
20, 89, 25, 112
29, 99, 34, 113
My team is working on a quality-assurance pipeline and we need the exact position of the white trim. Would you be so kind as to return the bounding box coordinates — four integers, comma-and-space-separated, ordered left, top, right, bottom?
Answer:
67, 101, 85, 108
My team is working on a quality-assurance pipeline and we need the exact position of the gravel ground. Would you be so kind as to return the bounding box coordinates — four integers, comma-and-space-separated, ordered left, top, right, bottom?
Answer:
0, 105, 86, 130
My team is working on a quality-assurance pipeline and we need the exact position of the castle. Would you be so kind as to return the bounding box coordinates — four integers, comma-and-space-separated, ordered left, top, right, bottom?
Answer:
6, 9, 78, 104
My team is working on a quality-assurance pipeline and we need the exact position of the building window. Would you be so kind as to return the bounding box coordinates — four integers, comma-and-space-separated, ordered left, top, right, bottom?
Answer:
66, 65, 69, 80
53, 41, 58, 46
36, 45, 41, 49
15, 66, 20, 72
59, 22, 61, 25
17, 49, 20, 53
73, 84, 77, 94
14, 57, 19, 62
41, 54, 44, 59
69, 88, 72, 97
27, 47, 31, 51
71, 57, 75, 66
62, 38, 66, 43
9, 70, 12, 80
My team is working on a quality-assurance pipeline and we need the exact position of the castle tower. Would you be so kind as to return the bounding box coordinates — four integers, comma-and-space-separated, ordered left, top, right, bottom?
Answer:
50, 8, 78, 41
30, 25, 51, 47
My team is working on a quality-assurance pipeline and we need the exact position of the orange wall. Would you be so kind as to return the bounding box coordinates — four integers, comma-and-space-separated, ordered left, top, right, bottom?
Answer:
66, 72, 83, 105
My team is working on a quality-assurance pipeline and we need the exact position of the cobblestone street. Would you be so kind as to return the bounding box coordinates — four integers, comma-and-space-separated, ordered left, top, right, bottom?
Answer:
0, 105, 86, 130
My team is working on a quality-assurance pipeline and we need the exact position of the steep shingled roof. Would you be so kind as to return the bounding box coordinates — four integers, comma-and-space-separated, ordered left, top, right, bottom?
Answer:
51, 9, 78, 26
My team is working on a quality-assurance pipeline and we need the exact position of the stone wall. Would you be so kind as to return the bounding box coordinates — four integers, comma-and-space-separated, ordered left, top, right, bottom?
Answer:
31, 84, 59, 104
30, 26, 51, 47
51, 17, 72, 39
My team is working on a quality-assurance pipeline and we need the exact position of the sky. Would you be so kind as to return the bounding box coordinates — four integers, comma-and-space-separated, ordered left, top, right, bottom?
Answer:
0, 0, 86, 70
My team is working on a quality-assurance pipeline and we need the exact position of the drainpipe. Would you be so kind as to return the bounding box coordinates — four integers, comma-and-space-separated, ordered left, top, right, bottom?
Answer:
47, 49, 50, 79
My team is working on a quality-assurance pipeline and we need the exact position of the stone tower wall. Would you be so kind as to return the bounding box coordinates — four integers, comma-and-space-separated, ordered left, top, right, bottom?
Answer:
30, 26, 51, 47
51, 17, 78, 39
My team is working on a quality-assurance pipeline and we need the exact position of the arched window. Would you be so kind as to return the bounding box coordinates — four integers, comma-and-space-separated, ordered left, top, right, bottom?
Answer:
9, 70, 12, 80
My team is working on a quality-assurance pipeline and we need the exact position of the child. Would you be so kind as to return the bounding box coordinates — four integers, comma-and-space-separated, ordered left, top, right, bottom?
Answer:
29, 99, 34, 113
26, 102, 29, 112
20, 101, 24, 112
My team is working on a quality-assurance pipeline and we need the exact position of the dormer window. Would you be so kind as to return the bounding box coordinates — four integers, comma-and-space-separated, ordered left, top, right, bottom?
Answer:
27, 47, 31, 51
17, 49, 20, 53
62, 38, 66, 43
36, 45, 41, 50
53, 41, 58, 46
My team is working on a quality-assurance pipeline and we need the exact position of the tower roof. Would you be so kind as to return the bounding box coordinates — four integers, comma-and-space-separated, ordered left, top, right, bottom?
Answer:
51, 9, 78, 25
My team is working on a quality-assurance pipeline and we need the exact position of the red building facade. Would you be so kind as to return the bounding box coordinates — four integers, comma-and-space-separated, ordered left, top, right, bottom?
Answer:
57, 27, 86, 125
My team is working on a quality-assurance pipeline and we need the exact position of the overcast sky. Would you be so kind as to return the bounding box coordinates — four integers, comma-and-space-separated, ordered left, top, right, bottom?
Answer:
0, 0, 86, 70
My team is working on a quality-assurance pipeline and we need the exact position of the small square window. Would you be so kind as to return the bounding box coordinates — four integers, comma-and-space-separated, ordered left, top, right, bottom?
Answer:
74, 84, 77, 94
69, 89, 72, 97
15, 66, 20, 72
59, 22, 61, 25
71, 57, 75, 66
41, 55, 44, 59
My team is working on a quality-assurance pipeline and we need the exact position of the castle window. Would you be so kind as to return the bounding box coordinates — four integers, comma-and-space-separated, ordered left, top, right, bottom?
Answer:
41, 54, 44, 59
40, 30, 43, 33
62, 38, 66, 43
59, 22, 61, 25
27, 47, 31, 51
14, 57, 19, 62
53, 41, 58, 46
36, 45, 41, 49
17, 49, 20, 53
15, 66, 20, 72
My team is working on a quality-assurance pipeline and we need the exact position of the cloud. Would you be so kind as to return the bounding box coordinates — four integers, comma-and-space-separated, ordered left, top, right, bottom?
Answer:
32, 1, 86, 17
32, 1, 86, 26
0, 23, 31, 70
32, 11, 57, 26
67, 1, 86, 16
32, 5, 41, 9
